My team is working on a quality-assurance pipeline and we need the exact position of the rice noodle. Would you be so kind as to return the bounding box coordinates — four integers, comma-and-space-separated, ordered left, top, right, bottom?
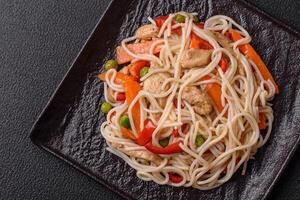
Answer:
100, 12, 276, 190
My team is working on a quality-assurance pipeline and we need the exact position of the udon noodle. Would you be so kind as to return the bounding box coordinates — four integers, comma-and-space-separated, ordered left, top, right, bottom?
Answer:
99, 12, 277, 190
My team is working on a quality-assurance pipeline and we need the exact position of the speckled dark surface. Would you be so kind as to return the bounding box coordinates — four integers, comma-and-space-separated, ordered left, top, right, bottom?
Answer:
1, 0, 300, 200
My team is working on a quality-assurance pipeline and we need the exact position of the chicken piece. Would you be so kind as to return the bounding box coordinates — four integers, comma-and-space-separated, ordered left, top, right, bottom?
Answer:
111, 143, 162, 165
135, 24, 158, 40
182, 86, 212, 115
180, 48, 212, 69
212, 32, 245, 76
143, 72, 169, 94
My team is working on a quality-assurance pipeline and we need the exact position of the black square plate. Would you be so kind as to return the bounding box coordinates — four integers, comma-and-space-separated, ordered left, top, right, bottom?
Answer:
30, 0, 300, 199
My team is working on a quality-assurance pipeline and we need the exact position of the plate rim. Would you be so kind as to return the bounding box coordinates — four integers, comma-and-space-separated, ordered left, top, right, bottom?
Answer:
29, 0, 300, 200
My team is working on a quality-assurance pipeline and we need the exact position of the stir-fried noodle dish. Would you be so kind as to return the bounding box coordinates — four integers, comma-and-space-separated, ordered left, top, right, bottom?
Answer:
99, 12, 279, 190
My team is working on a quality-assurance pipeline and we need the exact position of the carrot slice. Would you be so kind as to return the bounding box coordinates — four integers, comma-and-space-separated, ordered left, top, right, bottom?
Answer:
116, 41, 160, 64
190, 33, 213, 49
206, 83, 223, 113
145, 141, 182, 154
122, 79, 141, 132
229, 29, 279, 94
98, 72, 134, 84
98, 71, 141, 131
120, 127, 136, 140
98, 73, 106, 81
202, 75, 224, 113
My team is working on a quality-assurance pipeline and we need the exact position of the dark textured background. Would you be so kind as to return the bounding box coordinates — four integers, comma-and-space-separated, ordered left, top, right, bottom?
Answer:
0, 0, 299, 199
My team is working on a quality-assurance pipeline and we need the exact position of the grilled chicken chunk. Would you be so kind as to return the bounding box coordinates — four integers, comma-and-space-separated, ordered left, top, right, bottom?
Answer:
143, 72, 169, 94
135, 24, 158, 40
182, 86, 212, 115
180, 49, 212, 69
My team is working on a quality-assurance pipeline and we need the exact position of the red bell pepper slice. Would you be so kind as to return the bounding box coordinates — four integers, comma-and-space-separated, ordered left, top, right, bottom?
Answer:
172, 129, 178, 137
145, 141, 182, 154
224, 31, 232, 40
116, 92, 126, 101
173, 98, 185, 109
169, 173, 183, 183
129, 60, 150, 80
172, 27, 182, 35
155, 16, 168, 27
172, 123, 189, 137
258, 112, 267, 129
136, 120, 157, 146
155, 16, 181, 35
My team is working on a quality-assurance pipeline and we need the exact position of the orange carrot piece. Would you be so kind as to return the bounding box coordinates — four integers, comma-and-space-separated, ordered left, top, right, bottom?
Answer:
258, 112, 267, 129
98, 72, 134, 84
190, 33, 213, 49
116, 41, 160, 64
229, 29, 279, 94
206, 83, 223, 113
202, 75, 224, 113
122, 79, 141, 132
120, 127, 136, 140
98, 73, 106, 81
98, 72, 141, 131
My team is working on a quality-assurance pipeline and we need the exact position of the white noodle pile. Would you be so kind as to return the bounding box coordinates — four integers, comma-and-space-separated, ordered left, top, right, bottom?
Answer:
100, 12, 275, 190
